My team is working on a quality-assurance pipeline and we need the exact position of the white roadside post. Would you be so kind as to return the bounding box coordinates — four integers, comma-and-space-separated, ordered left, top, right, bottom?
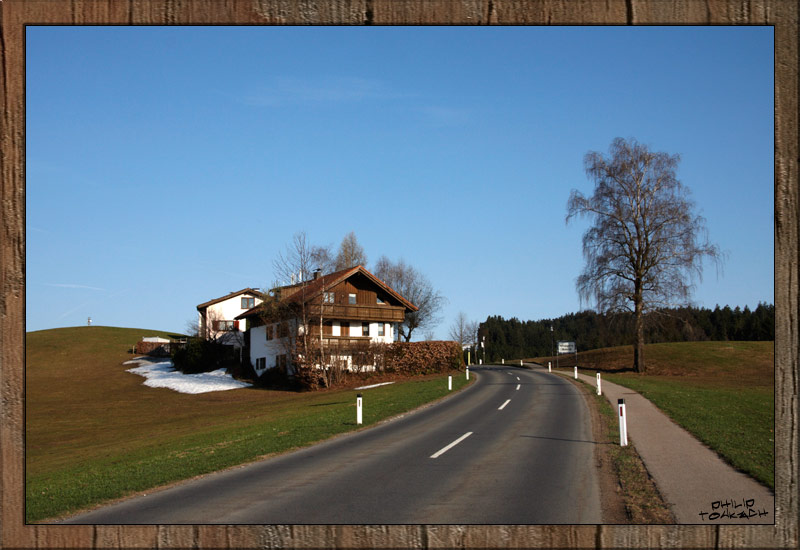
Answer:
502, 358, 504, 364
618, 398, 628, 446
520, 360, 523, 366
548, 361, 551, 373
574, 366, 578, 379
466, 366, 469, 380
356, 393, 363, 425
448, 375, 452, 390
596, 373, 602, 395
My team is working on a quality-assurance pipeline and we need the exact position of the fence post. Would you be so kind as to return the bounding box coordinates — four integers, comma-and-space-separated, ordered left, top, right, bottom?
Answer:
596, 373, 602, 395
357, 393, 363, 425
618, 398, 628, 446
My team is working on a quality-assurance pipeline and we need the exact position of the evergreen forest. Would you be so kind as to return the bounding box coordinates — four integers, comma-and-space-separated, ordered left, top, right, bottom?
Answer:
477, 303, 775, 362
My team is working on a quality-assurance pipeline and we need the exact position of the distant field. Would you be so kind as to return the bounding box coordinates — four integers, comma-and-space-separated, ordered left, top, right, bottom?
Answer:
533, 341, 774, 490
26, 326, 471, 522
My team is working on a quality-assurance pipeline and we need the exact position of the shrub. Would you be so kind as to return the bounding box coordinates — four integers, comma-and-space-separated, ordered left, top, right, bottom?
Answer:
171, 338, 238, 374
385, 341, 464, 375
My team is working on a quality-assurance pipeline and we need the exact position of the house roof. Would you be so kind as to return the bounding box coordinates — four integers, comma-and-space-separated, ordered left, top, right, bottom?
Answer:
196, 288, 263, 311
235, 265, 418, 320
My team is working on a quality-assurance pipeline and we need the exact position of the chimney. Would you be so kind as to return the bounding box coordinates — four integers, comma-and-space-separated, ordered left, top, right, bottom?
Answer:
313, 269, 321, 280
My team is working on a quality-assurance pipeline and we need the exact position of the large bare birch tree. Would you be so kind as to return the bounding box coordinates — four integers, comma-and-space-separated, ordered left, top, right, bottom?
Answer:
566, 138, 723, 373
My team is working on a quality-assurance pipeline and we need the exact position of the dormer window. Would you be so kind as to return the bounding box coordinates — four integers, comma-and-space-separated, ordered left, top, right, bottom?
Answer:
241, 297, 255, 309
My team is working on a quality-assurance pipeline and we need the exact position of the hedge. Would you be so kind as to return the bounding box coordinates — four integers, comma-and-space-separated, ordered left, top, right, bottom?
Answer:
384, 340, 464, 375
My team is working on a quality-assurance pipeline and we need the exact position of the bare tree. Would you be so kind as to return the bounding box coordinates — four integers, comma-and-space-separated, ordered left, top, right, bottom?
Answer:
310, 243, 336, 275
266, 232, 336, 386
448, 311, 475, 347
566, 137, 723, 373
373, 256, 446, 342
334, 231, 368, 270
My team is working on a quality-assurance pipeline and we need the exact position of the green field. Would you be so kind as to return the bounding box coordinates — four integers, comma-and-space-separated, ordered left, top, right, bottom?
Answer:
26, 326, 471, 522
536, 341, 774, 490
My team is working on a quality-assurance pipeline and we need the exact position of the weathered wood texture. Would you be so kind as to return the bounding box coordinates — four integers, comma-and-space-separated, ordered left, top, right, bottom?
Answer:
2, 1, 796, 548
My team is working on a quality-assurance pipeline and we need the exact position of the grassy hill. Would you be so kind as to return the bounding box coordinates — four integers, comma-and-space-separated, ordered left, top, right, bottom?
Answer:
534, 341, 774, 490
25, 326, 470, 522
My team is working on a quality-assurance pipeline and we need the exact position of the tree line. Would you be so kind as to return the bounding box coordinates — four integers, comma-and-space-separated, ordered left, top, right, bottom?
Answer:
478, 303, 775, 362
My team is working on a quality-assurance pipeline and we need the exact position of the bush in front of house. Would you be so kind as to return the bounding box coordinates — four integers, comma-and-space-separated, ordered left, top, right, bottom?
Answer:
385, 340, 464, 375
171, 338, 238, 374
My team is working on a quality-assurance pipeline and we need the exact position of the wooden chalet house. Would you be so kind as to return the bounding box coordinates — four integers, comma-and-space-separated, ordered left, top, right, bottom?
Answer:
236, 265, 417, 378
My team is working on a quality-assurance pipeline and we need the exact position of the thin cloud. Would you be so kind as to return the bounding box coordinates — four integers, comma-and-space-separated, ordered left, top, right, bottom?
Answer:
57, 299, 94, 320
242, 76, 409, 107
45, 283, 107, 291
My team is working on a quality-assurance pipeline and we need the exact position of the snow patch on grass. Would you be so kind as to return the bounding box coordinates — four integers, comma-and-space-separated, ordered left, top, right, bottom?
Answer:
125, 358, 252, 394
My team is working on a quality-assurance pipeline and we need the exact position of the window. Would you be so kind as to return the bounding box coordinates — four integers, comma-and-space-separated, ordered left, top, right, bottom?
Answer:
278, 322, 289, 338
323, 291, 335, 304
378, 323, 385, 337
377, 296, 386, 305
362, 322, 370, 337
241, 297, 255, 309
256, 357, 266, 371
349, 293, 357, 305
215, 320, 235, 331
277, 354, 287, 372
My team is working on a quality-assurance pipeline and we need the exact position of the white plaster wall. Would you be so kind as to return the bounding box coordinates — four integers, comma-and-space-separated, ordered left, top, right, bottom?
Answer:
203, 293, 262, 341
249, 323, 289, 376
366, 322, 395, 344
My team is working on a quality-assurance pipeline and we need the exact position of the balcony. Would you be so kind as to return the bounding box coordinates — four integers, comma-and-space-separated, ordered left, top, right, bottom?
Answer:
307, 303, 405, 323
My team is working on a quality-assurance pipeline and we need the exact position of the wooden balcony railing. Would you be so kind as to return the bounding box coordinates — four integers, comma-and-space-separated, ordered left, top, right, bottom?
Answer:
307, 304, 405, 323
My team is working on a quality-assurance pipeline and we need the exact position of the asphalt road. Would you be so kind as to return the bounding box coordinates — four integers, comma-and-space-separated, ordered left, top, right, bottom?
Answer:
64, 365, 601, 524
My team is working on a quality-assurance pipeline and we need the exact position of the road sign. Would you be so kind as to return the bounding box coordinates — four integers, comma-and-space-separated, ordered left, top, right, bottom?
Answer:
557, 341, 576, 354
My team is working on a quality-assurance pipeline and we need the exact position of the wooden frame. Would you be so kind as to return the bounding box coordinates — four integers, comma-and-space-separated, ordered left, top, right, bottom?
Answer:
2, 2, 796, 549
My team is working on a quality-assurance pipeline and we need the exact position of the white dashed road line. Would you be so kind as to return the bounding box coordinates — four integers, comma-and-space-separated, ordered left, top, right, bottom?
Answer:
516, 384, 520, 390
430, 432, 473, 459
498, 399, 511, 410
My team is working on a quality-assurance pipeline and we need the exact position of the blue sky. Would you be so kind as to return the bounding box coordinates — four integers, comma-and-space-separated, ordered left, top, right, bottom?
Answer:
26, 26, 774, 338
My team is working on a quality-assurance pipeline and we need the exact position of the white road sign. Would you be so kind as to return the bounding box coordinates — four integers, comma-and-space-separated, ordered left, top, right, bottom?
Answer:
557, 341, 576, 354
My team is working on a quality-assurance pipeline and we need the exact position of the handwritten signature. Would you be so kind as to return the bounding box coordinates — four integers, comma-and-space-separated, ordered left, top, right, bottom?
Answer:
699, 498, 769, 521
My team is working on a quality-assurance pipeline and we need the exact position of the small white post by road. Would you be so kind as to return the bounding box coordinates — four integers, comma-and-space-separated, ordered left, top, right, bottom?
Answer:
574, 366, 578, 379
466, 367, 469, 380
479, 359, 482, 365
548, 362, 551, 373
448, 375, 452, 390
502, 358, 504, 364
596, 373, 602, 395
618, 398, 628, 446
356, 393, 363, 425
520, 360, 523, 366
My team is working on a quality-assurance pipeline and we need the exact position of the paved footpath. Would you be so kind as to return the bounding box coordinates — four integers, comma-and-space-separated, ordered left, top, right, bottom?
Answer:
534, 364, 774, 524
